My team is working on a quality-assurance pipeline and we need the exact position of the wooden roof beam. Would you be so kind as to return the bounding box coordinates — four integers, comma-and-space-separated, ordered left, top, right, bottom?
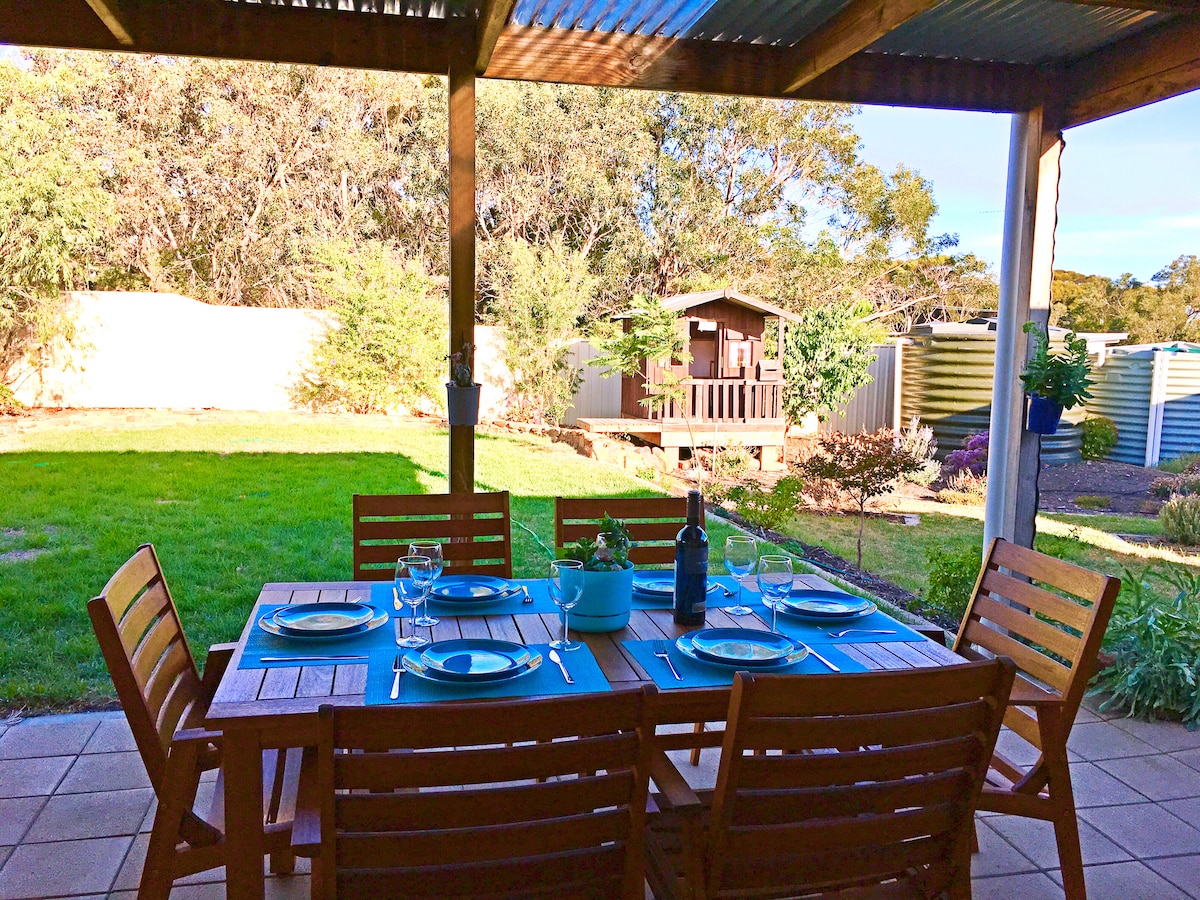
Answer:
1052, 0, 1200, 12
83, 0, 134, 45
0, 0, 450, 74
780, 0, 945, 94
1063, 14, 1200, 127
475, 0, 517, 74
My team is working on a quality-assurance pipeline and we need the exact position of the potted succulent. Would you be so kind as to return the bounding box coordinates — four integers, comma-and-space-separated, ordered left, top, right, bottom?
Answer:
560, 514, 636, 632
445, 341, 480, 426
1020, 322, 1093, 435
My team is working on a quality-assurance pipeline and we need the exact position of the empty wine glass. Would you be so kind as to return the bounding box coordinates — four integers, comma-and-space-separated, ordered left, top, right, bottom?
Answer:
756, 554, 794, 632
395, 555, 432, 649
408, 541, 443, 627
548, 559, 584, 651
724, 535, 758, 617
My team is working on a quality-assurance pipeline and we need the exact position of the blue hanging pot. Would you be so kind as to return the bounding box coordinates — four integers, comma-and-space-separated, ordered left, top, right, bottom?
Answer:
445, 383, 480, 426
1027, 394, 1063, 435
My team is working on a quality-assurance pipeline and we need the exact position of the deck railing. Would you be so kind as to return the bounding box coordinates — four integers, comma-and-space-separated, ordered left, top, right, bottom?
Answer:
645, 378, 783, 423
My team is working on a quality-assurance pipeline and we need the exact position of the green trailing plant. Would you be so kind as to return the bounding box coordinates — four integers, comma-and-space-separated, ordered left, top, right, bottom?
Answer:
724, 475, 804, 535
1080, 416, 1119, 461
561, 514, 635, 570
1020, 321, 1093, 410
1092, 564, 1200, 729
921, 544, 981, 627
898, 416, 940, 486
1161, 495, 1200, 546
448, 341, 474, 388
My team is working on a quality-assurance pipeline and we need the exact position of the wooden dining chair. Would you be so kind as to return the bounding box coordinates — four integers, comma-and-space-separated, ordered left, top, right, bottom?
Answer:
555, 496, 687, 566
645, 660, 1015, 900
352, 490, 512, 580
944, 537, 1121, 900
296, 686, 656, 900
87, 544, 305, 900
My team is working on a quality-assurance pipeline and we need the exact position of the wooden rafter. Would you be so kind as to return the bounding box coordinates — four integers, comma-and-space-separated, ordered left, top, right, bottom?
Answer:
83, 0, 134, 45
475, 0, 517, 75
1063, 14, 1200, 127
780, 0, 943, 94
0, 0, 449, 73
1052, 0, 1200, 11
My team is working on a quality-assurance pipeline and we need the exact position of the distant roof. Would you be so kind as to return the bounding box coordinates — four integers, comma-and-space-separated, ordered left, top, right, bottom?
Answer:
660, 288, 801, 323
905, 317, 1127, 346
1108, 341, 1200, 356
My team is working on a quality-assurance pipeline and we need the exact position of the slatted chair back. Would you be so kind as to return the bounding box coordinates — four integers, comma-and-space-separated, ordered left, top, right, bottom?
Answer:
952, 538, 1121, 770
352, 491, 512, 580
554, 497, 687, 567
313, 687, 655, 900
703, 661, 1014, 899
86, 543, 202, 792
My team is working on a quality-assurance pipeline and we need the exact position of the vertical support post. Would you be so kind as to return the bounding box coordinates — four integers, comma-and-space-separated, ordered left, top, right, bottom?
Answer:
985, 108, 1063, 550
1146, 349, 1170, 467
448, 19, 477, 494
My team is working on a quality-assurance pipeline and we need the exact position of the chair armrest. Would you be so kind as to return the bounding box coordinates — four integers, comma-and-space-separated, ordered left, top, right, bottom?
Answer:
199, 642, 237, 698
916, 627, 949, 647
649, 749, 702, 811
172, 726, 224, 746
1009, 676, 1062, 708
290, 746, 322, 857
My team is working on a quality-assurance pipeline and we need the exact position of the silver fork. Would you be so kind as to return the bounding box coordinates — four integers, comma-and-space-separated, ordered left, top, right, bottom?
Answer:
390, 653, 404, 700
826, 628, 898, 639
653, 640, 682, 681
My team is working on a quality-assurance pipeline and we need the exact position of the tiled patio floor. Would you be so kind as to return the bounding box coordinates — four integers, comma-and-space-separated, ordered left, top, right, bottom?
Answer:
1, 703, 1198, 899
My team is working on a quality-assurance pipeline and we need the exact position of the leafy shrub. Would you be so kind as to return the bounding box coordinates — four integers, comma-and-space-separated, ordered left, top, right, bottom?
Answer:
936, 470, 987, 505
1074, 495, 1110, 509
725, 475, 804, 534
1081, 416, 1119, 461
1152, 474, 1200, 499
944, 431, 988, 478
1020, 322, 1093, 410
899, 417, 940, 486
710, 442, 751, 480
0, 384, 25, 416
294, 242, 445, 414
633, 466, 658, 483
1159, 452, 1200, 475
1092, 564, 1200, 728
1161, 495, 1200, 546
920, 544, 980, 626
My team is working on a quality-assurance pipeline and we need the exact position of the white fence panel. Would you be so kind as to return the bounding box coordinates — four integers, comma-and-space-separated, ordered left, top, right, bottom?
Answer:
564, 340, 621, 425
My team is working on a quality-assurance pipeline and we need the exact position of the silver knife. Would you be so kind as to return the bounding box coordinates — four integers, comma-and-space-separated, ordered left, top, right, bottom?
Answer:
807, 648, 841, 672
260, 655, 368, 663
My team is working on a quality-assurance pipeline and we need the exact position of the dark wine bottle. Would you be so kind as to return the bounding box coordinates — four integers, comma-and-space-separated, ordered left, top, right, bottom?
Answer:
673, 490, 709, 626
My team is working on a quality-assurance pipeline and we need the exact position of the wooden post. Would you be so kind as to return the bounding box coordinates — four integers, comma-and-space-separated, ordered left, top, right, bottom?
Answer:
449, 19, 476, 494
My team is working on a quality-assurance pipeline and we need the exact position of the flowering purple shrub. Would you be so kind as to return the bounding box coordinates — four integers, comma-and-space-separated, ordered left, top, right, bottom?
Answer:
944, 431, 989, 477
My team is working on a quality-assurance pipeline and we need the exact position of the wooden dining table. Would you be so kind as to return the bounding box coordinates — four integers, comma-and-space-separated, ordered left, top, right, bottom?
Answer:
206, 573, 965, 900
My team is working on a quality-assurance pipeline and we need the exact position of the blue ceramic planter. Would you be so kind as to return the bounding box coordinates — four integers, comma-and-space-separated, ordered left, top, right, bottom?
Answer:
563, 562, 634, 632
1027, 394, 1064, 435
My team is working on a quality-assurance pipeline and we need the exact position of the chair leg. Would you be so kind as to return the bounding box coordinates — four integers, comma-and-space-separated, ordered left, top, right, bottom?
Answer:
269, 849, 296, 875
689, 723, 705, 767
970, 817, 979, 854
1050, 771, 1086, 899
139, 746, 200, 900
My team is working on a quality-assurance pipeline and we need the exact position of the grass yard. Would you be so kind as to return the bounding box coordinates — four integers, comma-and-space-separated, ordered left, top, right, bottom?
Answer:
0, 418, 740, 710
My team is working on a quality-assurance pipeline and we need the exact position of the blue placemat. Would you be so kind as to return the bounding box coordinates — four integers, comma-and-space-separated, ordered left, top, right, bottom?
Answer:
364, 643, 611, 705
622, 639, 866, 690
759, 605, 925, 644
238, 604, 396, 669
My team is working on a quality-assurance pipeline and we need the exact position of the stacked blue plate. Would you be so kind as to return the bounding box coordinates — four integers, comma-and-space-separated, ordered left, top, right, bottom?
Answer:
428, 575, 519, 604
401, 638, 543, 684
770, 589, 876, 621
257, 601, 388, 641
675, 628, 808, 669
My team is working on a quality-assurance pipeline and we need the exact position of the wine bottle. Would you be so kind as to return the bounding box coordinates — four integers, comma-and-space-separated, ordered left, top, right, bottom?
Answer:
673, 490, 709, 626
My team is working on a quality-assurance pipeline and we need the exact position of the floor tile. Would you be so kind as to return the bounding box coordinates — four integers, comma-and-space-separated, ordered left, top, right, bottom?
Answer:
1109, 717, 1200, 753
971, 819, 1040, 877
1067, 761, 1150, 807
56, 750, 150, 794
0, 799, 44, 847
0, 835, 131, 899
1174, 748, 1200, 773
1048, 861, 1190, 899
1163, 797, 1200, 830
24, 788, 153, 843
1081, 802, 1200, 859
82, 714, 137, 754
164, 881, 226, 899
0, 716, 100, 760
985, 813, 1131, 868
266, 875, 310, 900
995, 728, 1045, 768
1068, 721, 1159, 761
1148, 855, 1200, 898
0, 756, 72, 799
1097, 754, 1200, 802
0, 847, 10, 871
971, 871, 1063, 899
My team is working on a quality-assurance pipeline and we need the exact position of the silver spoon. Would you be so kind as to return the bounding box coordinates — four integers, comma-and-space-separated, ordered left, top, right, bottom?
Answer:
548, 648, 574, 684
827, 628, 897, 639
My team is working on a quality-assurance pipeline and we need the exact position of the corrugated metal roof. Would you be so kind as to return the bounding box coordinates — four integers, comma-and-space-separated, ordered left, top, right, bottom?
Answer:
683, 0, 856, 45
513, 0, 720, 36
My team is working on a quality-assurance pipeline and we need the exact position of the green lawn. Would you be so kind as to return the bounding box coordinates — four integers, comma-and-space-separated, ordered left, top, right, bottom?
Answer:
0, 420, 739, 710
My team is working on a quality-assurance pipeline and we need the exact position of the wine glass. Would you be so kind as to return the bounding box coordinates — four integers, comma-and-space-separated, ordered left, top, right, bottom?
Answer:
548, 559, 584, 651
394, 555, 432, 649
724, 535, 758, 617
408, 541, 443, 627
756, 554, 794, 632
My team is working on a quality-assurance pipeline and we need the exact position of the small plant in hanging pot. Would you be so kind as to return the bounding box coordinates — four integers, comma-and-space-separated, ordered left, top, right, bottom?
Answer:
445, 341, 480, 426
559, 514, 636, 632
1020, 322, 1093, 435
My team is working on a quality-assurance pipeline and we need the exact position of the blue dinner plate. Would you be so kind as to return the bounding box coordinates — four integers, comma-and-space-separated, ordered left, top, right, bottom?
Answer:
258, 606, 388, 641
271, 602, 376, 636
632, 573, 674, 596
779, 590, 873, 618
403, 640, 542, 683
429, 574, 513, 603
675, 633, 809, 669
688, 628, 795, 666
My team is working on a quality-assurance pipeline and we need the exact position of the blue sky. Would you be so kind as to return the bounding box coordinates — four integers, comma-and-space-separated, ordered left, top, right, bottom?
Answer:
852, 90, 1200, 283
